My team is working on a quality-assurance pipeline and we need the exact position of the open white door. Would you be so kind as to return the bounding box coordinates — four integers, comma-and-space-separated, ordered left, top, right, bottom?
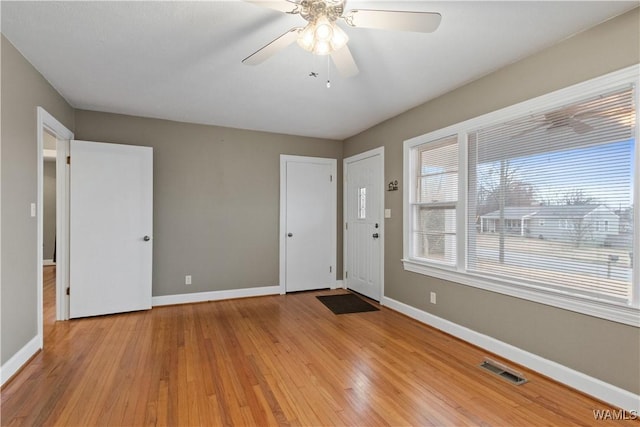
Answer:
344, 147, 384, 301
280, 156, 336, 293
69, 140, 153, 318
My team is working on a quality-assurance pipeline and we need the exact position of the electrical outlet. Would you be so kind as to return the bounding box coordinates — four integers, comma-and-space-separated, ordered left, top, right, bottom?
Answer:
185, 275, 192, 285
430, 292, 436, 304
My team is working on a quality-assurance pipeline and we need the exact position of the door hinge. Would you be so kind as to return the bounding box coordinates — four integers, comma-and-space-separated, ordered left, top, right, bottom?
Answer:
330, 266, 332, 273
66, 156, 71, 165
345, 222, 348, 230
345, 271, 348, 279
66, 287, 70, 295
330, 174, 333, 182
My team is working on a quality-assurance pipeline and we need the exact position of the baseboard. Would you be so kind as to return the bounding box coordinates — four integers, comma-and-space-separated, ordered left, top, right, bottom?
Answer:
43, 259, 55, 266
333, 280, 344, 290
0, 336, 40, 386
381, 296, 640, 413
152, 285, 281, 307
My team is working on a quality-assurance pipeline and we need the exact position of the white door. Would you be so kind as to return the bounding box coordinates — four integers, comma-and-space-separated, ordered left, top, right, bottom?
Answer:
69, 140, 153, 318
280, 156, 336, 292
344, 148, 384, 301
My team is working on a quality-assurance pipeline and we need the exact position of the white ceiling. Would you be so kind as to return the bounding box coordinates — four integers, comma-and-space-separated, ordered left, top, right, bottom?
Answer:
1, 1, 637, 140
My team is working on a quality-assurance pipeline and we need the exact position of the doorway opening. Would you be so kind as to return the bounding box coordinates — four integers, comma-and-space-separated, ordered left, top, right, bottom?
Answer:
37, 107, 74, 349
42, 129, 58, 335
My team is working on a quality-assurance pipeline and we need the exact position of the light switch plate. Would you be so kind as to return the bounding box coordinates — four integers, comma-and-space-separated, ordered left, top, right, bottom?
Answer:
384, 209, 391, 218
30, 203, 36, 217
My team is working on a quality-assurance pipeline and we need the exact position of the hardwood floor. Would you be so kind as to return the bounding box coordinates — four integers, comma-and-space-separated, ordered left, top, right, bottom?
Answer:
1, 268, 636, 426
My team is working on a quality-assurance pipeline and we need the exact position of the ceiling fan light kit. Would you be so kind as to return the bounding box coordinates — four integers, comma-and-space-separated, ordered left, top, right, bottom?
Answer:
297, 17, 349, 55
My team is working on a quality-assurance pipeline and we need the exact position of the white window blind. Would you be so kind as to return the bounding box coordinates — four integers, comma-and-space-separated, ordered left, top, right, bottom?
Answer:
411, 136, 458, 265
467, 85, 636, 304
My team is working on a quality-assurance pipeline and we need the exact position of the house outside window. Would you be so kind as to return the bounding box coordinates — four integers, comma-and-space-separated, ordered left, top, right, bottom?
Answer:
403, 65, 639, 325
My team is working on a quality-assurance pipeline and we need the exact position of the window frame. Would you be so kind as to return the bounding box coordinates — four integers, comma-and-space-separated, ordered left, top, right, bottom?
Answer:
402, 64, 640, 326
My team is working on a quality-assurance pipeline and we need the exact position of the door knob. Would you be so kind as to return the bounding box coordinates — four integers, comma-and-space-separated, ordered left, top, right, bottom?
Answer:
287, 233, 293, 237
372, 233, 379, 239
143, 235, 151, 241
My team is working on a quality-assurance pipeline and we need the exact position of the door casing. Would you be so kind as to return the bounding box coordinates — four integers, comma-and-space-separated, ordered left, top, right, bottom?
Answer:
37, 107, 74, 336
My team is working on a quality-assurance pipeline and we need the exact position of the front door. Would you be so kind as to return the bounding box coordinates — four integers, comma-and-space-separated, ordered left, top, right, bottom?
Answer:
280, 156, 336, 292
344, 148, 384, 301
69, 140, 153, 318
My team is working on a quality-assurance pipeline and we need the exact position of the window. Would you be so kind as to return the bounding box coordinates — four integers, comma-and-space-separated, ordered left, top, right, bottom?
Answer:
410, 136, 458, 264
403, 65, 639, 325
358, 187, 367, 219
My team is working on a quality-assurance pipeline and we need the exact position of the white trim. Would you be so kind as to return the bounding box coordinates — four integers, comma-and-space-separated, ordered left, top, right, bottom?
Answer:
43, 259, 56, 266
343, 147, 385, 301
279, 155, 337, 294
382, 296, 640, 413
633, 71, 640, 309
43, 149, 56, 160
0, 51, 2, 387
36, 111, 44, 348
335, 279, 345, 289
37, 107, 73, 329
0, 336, 40, 386
402, 259, 640, 327
402, 65, 640, 325
152, 286, 280, 307
56, 139, 70, 321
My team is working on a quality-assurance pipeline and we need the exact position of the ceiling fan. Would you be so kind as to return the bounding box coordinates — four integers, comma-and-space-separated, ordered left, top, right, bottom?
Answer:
242, 0, 442, 78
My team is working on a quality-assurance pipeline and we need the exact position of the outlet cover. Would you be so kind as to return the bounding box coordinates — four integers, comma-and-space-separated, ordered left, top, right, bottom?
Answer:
185, 275, 192, 285
430, 292, 436, 304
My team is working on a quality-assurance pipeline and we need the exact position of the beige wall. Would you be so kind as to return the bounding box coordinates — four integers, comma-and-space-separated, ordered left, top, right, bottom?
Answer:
1, 35, 75, 364
73, 110, 343, 297
343, 8, 640, 393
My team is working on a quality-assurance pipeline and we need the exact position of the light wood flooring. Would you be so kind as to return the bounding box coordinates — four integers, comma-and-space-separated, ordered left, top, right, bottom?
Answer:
1, 266, 636, 426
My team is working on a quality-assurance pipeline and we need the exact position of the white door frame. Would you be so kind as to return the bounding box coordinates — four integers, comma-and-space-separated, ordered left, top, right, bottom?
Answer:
343, 147, 385, 299
279, 155, 337, 294
37, 107, 74, 343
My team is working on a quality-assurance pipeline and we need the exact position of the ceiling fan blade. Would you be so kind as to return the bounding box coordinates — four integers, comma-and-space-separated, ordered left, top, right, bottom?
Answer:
242, 27, 301, 65
245, 0, 301, 14
512, 122, 546, 138
344, 10, 441, 33
330, 45, 359, 78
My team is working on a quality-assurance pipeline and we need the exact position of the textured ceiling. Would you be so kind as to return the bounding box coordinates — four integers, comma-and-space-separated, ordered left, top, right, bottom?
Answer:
1, 1, 637, 140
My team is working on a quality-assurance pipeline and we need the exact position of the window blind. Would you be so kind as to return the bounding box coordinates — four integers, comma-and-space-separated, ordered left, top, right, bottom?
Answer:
467, 85, 635, 303
411, 136, 458, 265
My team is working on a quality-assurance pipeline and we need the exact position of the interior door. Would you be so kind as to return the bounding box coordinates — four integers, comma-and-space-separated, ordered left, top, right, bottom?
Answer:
281, 156, 336, 292
345, 148, 383, 301
69, 140, 153, 318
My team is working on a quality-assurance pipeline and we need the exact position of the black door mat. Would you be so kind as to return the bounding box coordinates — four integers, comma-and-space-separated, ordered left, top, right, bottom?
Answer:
316, 293, 380, 315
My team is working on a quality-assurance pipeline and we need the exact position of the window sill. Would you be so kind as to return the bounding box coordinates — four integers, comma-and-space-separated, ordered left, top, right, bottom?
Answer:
402, 258, 640, 327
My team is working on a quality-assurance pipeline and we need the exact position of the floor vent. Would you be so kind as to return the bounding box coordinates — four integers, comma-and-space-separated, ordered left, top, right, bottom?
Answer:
480, 358, 528, 385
